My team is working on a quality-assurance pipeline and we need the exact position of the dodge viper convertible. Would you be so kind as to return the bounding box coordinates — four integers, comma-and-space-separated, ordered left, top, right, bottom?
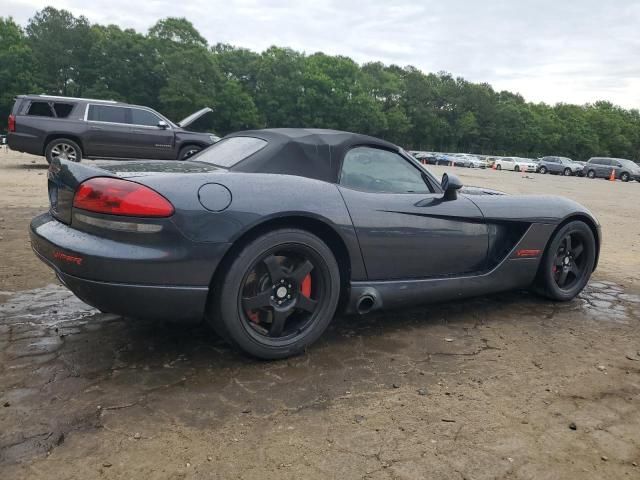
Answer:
31, 129, 601, 359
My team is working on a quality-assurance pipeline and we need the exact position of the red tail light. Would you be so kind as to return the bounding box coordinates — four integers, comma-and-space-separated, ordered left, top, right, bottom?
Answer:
73, 177, 174, 217
8, 114, 16, 132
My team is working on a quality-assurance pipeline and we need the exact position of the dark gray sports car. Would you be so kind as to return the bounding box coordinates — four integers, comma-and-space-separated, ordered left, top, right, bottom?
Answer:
31, 129, 601, 359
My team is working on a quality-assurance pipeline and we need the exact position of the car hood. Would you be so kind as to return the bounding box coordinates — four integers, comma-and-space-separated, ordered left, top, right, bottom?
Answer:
177, 107, 213, 128
461, 186, 507, 196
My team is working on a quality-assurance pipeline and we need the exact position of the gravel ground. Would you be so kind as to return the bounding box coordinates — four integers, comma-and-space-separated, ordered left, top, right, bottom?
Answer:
0, 151, 639, 479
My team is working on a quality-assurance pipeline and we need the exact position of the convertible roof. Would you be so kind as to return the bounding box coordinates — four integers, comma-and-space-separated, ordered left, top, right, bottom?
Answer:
226, 128, 399, 182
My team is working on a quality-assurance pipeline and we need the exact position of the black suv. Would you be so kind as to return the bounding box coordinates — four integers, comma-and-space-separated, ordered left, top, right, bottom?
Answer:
7, 95, 219, 163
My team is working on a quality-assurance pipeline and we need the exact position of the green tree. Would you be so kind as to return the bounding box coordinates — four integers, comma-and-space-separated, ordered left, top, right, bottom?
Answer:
0, 18, 34, 127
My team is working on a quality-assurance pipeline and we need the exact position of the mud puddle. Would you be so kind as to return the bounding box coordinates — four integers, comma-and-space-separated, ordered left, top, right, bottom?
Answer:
1, 281, 639, 472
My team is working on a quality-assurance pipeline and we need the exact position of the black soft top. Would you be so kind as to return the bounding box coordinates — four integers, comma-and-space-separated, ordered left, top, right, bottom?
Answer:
226, 128, 400, 183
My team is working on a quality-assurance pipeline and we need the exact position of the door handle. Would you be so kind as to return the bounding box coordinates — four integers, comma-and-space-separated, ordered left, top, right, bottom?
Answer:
89, 126, 104, 131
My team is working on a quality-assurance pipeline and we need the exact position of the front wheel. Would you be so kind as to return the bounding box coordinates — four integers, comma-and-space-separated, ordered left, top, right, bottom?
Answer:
539, 166, 548, 174
621, 172, 630, 182
514, 165, 520, 172
534, 220, 596, 301
45, 138, 82, 163
178, 145, 202, 160
587, 170, 596, 179
208, 228, 341, 359
563, 168, 572, 176
496, 164, 502, 170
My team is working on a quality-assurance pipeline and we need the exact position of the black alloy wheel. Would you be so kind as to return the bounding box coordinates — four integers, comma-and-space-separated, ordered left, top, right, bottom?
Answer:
240, 249, 324, 341
209, 228, 340, 359
535, 220, 596, 301
552, 232, 588, 290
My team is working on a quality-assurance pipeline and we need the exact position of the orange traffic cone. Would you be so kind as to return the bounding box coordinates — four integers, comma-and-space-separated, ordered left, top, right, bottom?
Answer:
609, 169, 616, 181
492, 162, 497, 170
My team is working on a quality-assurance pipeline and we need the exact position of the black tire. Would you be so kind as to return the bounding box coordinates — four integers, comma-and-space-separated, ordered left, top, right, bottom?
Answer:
620, 172, 630, 182
563, 168, 572, 176
45, 138, 82, 163
587, 170, 596, 179
208, 228, 341, 359
514, 165, 520, 172
178, 145, 202, 160
539, 166, 547, 174
496, 164, 502, 170
534, 220, 596, 301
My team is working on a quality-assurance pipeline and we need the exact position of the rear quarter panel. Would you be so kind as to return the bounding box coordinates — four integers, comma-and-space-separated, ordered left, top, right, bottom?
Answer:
136, 171, 369, 280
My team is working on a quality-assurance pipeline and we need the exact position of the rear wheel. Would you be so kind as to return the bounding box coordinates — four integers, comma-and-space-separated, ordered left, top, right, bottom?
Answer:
587, 170, 596, 179
563, 167, 572, 176
496, 164, 502, 170
514, 165, 520, 172
178, 145, 202, 160
45, 138, 82, 163
621, 172, 630, 182
534, 220, 596, 301
208, 228, 340, 359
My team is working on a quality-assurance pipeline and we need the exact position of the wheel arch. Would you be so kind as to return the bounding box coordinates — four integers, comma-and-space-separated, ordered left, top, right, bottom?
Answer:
43, 134, 84, 156
177, 142, 206, 158
209, 215, 353, 312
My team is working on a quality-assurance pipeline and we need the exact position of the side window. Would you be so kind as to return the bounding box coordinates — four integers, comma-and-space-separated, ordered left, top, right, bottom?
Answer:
87, 105, 129, 124
612, 161, 621, 167
599, 159, 611, 166
340, 147, 431, 194
53, 103, 74, 118
130, 108, 162, 127
27, 101, 54, 117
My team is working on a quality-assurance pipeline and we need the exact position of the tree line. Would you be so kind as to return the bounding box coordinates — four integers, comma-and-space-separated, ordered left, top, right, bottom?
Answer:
1, 6, 639, 161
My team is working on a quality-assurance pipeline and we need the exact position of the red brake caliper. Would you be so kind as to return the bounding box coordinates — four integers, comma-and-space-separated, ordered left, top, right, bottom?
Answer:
301, 274, 312, 298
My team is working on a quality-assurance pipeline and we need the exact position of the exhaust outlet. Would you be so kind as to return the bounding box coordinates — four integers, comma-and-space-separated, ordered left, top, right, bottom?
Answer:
356, 294, 376, 315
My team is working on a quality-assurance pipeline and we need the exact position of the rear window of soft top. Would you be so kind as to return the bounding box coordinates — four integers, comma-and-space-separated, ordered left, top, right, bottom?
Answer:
191, 136, 267, 167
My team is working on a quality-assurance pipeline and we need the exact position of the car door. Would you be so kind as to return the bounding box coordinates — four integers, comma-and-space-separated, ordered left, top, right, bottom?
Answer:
84, 104, 132, 158
611, 160, 622, 178
502, 157, 515, 170
338, 146, 488, 280
126, 107, 176, 159
547, 158, 559, 173
596, 159, 610, 177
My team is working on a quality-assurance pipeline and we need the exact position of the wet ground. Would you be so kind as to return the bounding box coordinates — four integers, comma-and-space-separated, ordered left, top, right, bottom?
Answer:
1, 281, 639, 479
1, 153, 640, 478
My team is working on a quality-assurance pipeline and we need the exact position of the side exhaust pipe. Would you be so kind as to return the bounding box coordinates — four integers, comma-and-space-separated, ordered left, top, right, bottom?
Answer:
356, 294, 375, 314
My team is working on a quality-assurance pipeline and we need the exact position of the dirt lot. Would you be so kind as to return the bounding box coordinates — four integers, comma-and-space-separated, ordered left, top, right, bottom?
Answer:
1, 151, 639, 479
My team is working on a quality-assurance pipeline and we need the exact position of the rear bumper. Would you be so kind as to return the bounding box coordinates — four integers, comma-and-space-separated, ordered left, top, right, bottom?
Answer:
8, 132, 44, 156
30, 212, 213, 323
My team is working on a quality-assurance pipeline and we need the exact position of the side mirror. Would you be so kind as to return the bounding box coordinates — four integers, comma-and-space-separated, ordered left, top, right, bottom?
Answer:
441, 173, 463, 200
157, 120, 168, 129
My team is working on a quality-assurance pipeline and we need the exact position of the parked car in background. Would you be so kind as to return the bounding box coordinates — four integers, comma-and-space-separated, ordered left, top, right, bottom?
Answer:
583, 157, 640, 182
7, 95, 219, 163
537, 156, 584, 176
454, 153, 487, 168
494, 156, 537, 172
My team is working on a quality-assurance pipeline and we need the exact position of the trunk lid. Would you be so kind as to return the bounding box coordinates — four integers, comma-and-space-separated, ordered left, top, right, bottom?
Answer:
47, 159, 222, 223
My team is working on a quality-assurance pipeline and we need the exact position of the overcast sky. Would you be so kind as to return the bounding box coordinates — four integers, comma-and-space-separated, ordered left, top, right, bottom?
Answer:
5, 0, 640, 108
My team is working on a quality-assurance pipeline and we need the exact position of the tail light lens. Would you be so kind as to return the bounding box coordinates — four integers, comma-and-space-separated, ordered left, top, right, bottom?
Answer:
73, 177, 174, 217
8, 114, 16, 132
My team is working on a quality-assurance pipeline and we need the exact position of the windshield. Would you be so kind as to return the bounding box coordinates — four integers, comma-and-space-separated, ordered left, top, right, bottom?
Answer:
191, 136, 267, 167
